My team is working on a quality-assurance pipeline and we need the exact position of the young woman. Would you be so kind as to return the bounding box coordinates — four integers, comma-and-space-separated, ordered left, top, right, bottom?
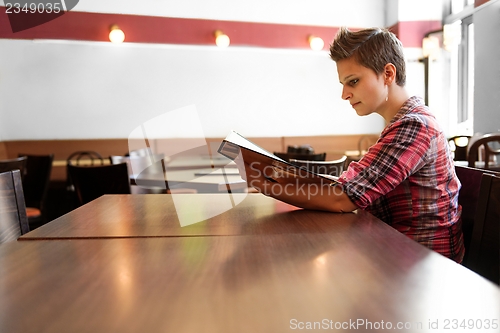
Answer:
237, 27, 464, 263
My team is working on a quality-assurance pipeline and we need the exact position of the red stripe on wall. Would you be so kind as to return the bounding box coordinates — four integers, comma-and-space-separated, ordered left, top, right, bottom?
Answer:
0, 7, 340, 49
475, 0, 490, 7
0, 7, 437, 50
389, 20, 442, 48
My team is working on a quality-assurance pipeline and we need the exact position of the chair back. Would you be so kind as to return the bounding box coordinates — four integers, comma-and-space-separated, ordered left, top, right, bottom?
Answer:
18, 154, 54, 210
67, 151, 104, 166
466, 173, 500, 284
110, 154, 165, 177
66, 151, 104, 205
110, 155, 167, 194
0, 170, 29, 244
455, 165, 500, 264
67, 163, 131, 206
467, 133, 500, 170
289, 156, 347, 177
286, 144, 315, 154
0, 156, 27, 178
448, 135, 471, 161
274, 152, 326, 162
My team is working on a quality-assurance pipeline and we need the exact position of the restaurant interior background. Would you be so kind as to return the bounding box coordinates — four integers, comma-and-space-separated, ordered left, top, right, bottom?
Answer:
0, 0, 498, 145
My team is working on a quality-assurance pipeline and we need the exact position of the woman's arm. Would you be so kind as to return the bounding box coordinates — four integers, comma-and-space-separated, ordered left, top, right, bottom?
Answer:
235, 154, 357, 213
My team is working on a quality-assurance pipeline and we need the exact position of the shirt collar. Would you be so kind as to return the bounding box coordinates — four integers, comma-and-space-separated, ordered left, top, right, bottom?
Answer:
388, 96, 425, 125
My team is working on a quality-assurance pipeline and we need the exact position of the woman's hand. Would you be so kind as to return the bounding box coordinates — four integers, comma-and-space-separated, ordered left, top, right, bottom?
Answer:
234, 153, 357, 213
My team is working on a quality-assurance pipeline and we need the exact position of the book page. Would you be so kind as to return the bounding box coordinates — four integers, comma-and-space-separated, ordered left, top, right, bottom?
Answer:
218, 130, 338, 185
221, 131, 286, 162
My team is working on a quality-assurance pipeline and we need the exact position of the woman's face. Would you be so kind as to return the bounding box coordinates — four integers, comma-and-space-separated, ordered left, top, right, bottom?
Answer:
336, 57, 387, 117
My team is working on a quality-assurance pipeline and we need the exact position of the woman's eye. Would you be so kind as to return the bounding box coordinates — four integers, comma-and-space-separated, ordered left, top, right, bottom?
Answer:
349, 79, 359, 86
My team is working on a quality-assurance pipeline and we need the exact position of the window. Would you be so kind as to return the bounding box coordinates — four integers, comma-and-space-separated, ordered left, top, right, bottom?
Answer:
451, 0, 465, 13
458, 17, 474, 125
444, 0, 475, 135
452, 0, 475, 13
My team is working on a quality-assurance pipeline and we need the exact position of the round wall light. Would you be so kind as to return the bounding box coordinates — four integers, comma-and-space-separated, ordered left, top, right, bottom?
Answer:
308, 35, 324, 51
109, 25, 125, 44
214, 30, 230, 47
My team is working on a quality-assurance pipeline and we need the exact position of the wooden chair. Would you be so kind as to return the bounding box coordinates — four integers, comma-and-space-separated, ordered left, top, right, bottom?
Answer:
18, 154, 54, 229
467, 133, 500, 170
289, 155, 347, 177
455, 165, 500, 264
66, 151, 104, 207
67, 151, 104, 166
273, 152, 326, 162
286, 144, 315, 154
67, 163, 131, 206
0, 156, 27, 178
448, 135, 471, 161
110, 155, 167, 194
0, 170, 29, 244
466, 173, 500, 284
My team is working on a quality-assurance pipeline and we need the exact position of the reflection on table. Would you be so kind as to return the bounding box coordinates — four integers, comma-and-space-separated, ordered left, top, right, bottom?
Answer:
4, 225, 500, 332
21, 194, 372, 239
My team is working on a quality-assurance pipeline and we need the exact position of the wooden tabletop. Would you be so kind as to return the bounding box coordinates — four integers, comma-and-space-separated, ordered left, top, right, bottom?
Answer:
132, 167, 246, 193
3, 235, 499, 333
5, 193, 500, 332
19, 193, 392, 239
164, 155, 237, 170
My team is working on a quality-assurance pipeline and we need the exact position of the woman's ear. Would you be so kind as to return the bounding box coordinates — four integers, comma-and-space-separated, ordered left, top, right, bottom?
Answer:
384, 63, 397, 85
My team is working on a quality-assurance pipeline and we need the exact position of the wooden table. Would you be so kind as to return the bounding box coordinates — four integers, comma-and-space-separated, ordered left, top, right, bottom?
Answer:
3, 233, 500, 332
132, 167, 247, 193
5, 194, 500, 332
164, 155, 237, 170
20, 194, 383, 239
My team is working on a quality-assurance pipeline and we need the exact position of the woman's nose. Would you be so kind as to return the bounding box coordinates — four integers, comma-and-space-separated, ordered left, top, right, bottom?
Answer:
341, 87, 352, 100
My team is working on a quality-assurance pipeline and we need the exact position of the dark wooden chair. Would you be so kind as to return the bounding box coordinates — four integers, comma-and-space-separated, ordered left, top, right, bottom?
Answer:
66, 151, 104, 207
466, 173, 500, 285
18, 154, 54, 229
67, 151, 104, 166
467, 133, 500, 170
273, 152, 326, 162
110, 154, 167, 194
67, 163, 131, 206
455, 165, 500, 264
289, 155, 347, 177
286, 144, 315, 154
0, 156, 27, 178
448, 135, 471, 161
0, 170, 29, 244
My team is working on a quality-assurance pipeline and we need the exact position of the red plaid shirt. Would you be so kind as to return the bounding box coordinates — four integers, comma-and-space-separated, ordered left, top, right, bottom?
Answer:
339, 96, 464, 262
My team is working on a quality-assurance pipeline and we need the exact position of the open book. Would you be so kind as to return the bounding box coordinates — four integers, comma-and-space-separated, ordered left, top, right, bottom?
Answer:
217, 130, 339, 185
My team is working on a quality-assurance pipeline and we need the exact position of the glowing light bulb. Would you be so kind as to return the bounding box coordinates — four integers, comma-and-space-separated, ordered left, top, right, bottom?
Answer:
308, 35, 324, 51
109, 25, 125, 44
215, 30, 230, 47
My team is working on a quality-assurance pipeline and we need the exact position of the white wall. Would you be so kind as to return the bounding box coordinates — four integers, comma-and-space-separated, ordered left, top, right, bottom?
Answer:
0, 39, 386, 140
397, 0, 443, 21
70, 0, 386, 27
0, 0, 391, 140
